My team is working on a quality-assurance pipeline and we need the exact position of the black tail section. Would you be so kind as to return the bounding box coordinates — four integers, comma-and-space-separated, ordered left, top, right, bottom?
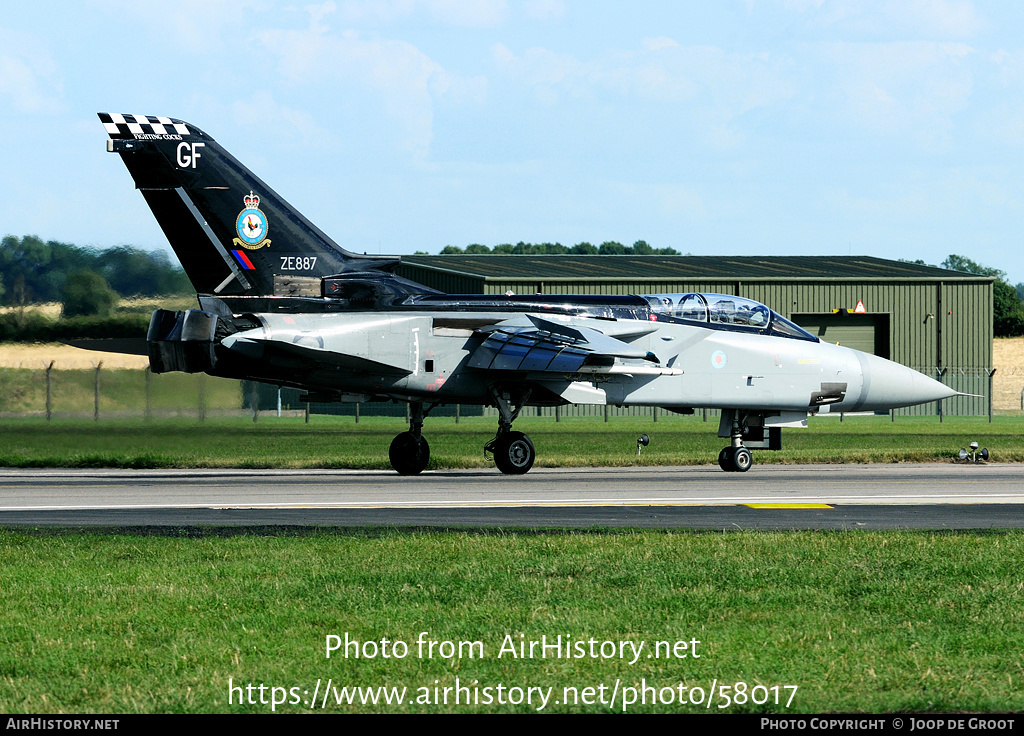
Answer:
99, 113, 398, 297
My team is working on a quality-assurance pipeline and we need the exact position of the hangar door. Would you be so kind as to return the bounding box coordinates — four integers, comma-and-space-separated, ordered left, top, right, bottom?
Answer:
792, 313, 890, 358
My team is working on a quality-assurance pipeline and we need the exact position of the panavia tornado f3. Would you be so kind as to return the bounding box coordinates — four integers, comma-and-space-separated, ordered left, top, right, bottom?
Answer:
99, 113, 958, 475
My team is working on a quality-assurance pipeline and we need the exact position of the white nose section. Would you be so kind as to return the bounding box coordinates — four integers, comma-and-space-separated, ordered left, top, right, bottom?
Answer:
857, 352, 957, 410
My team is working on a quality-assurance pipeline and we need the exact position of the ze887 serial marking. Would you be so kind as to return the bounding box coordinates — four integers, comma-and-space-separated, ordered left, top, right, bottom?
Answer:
280, 256, 318, 271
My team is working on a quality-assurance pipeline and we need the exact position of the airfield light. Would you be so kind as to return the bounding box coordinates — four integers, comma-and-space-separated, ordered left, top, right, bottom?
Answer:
958, 442, 989, 463
637, 434, 650, 457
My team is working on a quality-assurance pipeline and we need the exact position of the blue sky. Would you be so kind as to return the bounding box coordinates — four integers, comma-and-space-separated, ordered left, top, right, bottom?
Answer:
2, 0, 1023, 284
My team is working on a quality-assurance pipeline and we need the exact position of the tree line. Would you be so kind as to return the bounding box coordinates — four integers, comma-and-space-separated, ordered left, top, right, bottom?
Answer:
902, 255, 1024, 338
3, 234, 1021, 337
0, 235, 191, 315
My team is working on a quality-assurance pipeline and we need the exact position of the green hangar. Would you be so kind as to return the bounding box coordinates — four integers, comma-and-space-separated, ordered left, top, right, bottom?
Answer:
397, 255, 994, 416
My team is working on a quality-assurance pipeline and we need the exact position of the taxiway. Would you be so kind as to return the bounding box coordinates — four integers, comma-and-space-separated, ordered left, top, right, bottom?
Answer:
1, 464, 1021, 530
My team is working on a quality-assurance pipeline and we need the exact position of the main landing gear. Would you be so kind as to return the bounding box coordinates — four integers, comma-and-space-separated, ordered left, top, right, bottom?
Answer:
718, 413, 753, 473
484, 388, 536, 475
389, 402, 431, 475
388, 393, 538, 476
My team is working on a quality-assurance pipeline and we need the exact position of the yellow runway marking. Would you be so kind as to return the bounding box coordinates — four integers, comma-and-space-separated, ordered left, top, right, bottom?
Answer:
745, 503, 834, 509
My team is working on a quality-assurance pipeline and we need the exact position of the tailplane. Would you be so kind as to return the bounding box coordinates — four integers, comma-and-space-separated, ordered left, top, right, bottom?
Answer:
99, 113, 397, 297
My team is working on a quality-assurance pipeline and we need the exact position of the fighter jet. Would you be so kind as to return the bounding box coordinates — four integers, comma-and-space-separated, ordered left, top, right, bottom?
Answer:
98, 113, 958, 475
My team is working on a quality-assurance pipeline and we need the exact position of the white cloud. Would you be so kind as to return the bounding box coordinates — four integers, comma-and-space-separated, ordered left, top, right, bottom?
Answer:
991, 49, 1024, 86
0, 29, 62, 114
822, 41, 974, 148
641, 37, 680, 52
491, 39, 796, 147
896, 0, 985, 38
523, 0, 564, 23
427, 0, 507, 27
767, 0, 985, 39
330, 0, 507, 27
260, 5, 485, 157
980, 50, 1024, 145
491, 43, 587, 93
614, 181, 708, 219
230, 91, 335, 146
89, 0, 265, 52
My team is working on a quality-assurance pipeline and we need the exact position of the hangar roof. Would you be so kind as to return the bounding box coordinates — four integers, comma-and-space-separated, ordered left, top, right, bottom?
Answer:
399, 255, 992, 282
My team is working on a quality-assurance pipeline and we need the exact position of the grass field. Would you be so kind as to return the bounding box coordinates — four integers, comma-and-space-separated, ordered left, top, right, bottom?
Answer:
0, 368, 242, 415
993, 337, 1024, 412
2, 376, 1021, 714
1, 529, 1022, 714
0, 414, 1021, 468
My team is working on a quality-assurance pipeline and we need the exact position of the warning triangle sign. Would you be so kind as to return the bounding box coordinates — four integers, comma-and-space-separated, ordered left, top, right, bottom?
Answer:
854, 300, 866, 313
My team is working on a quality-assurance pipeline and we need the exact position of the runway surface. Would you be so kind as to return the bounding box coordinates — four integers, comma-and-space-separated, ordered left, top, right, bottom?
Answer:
1, 463, 1022, 530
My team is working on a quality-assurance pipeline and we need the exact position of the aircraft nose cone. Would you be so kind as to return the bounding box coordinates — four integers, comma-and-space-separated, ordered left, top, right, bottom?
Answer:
857, 352, 957, 410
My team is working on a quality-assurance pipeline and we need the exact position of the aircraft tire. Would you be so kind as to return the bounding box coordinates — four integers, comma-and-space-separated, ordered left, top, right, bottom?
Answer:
718, 447, 733, 471
493, 431, 535, 475
732, 447, 752, 472
389, 432, 430, 475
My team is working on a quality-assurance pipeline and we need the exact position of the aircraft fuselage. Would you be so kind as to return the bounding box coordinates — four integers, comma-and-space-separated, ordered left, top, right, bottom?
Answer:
209, 301, 944, 418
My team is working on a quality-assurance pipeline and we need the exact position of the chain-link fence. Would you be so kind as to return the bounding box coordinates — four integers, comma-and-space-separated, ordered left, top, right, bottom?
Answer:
994, 368, 1024, 414
0, 364, 1014, 420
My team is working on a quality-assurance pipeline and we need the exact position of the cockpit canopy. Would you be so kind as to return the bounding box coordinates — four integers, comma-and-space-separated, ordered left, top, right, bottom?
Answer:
643, 293, 818, 342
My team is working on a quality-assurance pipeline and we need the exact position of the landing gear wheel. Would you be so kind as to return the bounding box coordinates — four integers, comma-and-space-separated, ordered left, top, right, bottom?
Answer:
389, 432, 430, 475
718, 446, 752, 472
493, 431, 535, 475
732, 446, 752, 472
718, 447, 733, 471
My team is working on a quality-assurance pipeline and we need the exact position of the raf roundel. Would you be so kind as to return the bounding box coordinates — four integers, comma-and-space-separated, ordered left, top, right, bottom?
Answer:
234, 191, 271, 250
711, 350, 727, 369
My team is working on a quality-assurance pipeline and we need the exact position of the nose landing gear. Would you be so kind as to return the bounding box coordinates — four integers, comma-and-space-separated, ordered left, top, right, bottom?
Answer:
718, 412, 753, 472
717, 445, 752, 473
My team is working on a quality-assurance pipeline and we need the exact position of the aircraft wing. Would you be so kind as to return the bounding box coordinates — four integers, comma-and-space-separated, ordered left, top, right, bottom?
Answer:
467, 315, 678, 375
62, 338, 149, 356
225, 335, 414, 376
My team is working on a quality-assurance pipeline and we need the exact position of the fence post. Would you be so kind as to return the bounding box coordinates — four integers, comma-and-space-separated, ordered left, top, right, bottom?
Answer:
987, 369, 996, 423
936, 367, 947, 422
251, 381, 259, 423
144, 367, 151, 420
653, 406, 658, 423
555, 405, 560, 423
455, 404, 460, 424
198, 373, 206, 421
45, 361, 54, 421
604, 405, 609, 423
355, 401, 360, 424
93, 362, 102, 421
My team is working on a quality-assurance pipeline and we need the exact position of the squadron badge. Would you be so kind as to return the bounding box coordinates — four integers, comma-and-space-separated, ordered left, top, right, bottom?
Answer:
233, 191, 271, 249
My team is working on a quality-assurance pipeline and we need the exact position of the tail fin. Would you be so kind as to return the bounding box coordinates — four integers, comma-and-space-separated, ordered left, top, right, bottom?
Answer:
99, 113, 397, 297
